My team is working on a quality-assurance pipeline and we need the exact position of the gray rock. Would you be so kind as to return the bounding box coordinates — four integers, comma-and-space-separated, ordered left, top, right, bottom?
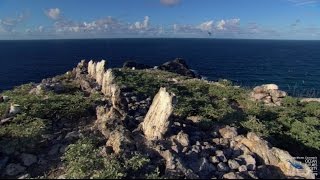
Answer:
5, 163, 26, 176
64, 131, 82, 141
212, 138, 220, 145
239, 154, 256, 171
238, 165, 248, 172
176, 131, 190, 147
18, 173, 30, 179
191, 145, 201, 153
182, 147, 189, 153
171, 145, 179, 153
0, 156, 9, 169
59, 145, 69, 154
219, 126, 238, 139
20, 153, 37, 166
215, 150, 227, 162
48, 144, 62, 155
223, 172, 245, 179
217, 162, 230, 172
223, 148, 233, 159
198, 158, 216, 175
247, 171, 258, 179
135, 116, 144, 122
37, 157, 48, 166
210, 156, 220, 164
228, 159, 240, 170
3, 96, 10, 102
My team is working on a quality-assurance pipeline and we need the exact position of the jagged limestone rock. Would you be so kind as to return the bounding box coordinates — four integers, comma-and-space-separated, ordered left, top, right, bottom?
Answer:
88, 60, 97, 78
95, 60, 107, 86
234, 132, 315, 179
106, 127, 134, 154
142, 87, 176, 140
101, 69, 114, 97
75, 60, 88, 78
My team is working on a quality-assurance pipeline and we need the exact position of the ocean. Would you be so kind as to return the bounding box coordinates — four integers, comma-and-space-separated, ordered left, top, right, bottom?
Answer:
0, 38, 320, 97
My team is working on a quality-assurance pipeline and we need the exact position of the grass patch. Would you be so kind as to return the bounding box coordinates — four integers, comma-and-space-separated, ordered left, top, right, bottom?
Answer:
63, 137, 162, 179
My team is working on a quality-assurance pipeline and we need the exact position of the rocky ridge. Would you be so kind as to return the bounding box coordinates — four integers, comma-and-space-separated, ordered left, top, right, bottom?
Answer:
0, 59, 317, 179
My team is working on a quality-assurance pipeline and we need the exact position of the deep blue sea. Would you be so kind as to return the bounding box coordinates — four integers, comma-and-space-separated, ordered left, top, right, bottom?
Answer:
1, 38, 320, 97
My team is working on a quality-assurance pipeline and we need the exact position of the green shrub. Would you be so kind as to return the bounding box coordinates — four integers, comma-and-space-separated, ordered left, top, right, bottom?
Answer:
63, 138, 125, 179
125, 152, 150, 171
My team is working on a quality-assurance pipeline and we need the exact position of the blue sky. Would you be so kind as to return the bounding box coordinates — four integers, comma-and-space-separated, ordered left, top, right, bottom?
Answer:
0, 0, 319, 39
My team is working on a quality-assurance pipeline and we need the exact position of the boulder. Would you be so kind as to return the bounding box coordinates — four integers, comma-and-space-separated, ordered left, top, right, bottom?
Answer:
123, 61, 151, 69
217, 162, 230, 172
251, 84, 287, 106
5, 163, 26, 176
223, 172, 245, 179
158, 58, 200, 78
142, 87, 176, 140
238, 154, 256, 171
176, 131, 190, 147
235, 132, 315, 179
219, 126, 238, 139
20, 153, 37, 167
2, 96, 10, 102
0, 156, 9, 169
106, 128, 134, 154
228, 159, 240, 170
9, 104, 21, 115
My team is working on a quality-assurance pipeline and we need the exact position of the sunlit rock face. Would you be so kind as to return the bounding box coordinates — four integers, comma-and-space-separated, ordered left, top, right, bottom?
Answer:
251, 84, 287, 106
142, 87, 176, 141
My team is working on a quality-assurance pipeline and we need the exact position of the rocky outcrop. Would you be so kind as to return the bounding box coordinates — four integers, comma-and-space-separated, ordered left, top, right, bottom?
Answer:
123, 61, 151, 70
300, 98, 320, 103
101, 69, 115, 97
95, 60, 107, 86
250, 84, 287, 106
142, 87, 176, 141
234, 132, 315, 179
158, 58, 201, 78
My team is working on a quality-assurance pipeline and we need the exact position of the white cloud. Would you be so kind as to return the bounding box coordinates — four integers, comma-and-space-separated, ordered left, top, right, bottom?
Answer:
198, 20, 214, 31
216, 18, 240, 31
38, 26, 44, 32
0, 13, 26, 32
45, 8, 61, 20
288, 0, 320, 6
130, 16, 150, 30
217, 20, 226, 30
160, 0, 180, 6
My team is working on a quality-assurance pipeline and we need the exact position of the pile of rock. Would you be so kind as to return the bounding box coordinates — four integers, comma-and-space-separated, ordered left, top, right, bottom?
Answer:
250, 84, 287, 106
158, 58, 201, 78
83, 60, 314, 179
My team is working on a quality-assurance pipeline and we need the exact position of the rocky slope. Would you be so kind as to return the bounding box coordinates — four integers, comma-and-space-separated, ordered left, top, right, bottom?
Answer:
0, 59, 318, 179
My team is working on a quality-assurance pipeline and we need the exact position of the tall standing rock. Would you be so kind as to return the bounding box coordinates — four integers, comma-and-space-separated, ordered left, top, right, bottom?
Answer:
88, 60, 97, 78
95, 60, 107, 86
142, 87, 176, 140
101, 69, 114, 97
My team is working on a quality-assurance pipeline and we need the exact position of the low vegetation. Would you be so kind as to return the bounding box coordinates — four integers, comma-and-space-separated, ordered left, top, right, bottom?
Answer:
114, 69, 320, 156
62, 137, 162, 179
1, 68, 319, 178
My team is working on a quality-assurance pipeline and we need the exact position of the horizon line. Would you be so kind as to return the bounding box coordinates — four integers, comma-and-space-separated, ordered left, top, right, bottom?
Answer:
0, 37, 320, 41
